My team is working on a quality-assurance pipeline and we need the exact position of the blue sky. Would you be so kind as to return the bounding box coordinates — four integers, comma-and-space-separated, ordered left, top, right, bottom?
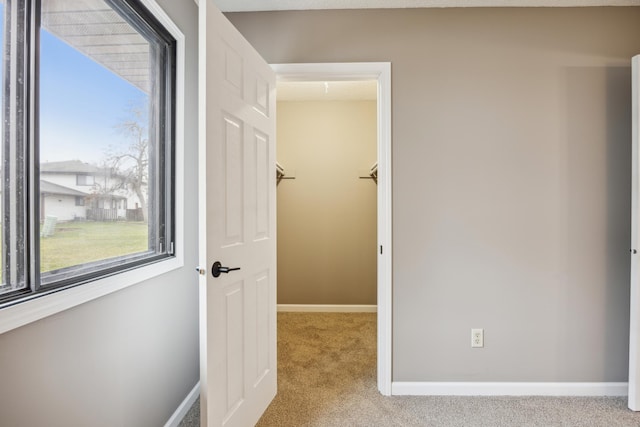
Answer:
39, 30, 148, 164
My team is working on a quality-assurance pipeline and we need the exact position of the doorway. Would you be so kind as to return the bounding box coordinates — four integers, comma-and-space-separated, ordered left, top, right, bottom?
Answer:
276, 79, 377, 309
272, 63, 392, 395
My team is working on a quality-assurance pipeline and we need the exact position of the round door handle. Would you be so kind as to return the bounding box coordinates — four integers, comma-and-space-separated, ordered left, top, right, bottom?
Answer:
212, 261, 241, 278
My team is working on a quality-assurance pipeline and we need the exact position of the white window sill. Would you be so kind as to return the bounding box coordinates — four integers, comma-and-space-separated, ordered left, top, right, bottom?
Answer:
0, 256, 184, 334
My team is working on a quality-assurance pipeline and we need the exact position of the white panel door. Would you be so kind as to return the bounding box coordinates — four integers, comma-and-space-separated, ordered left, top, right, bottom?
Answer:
198, 0, 277, 425
631, 54, 640, 411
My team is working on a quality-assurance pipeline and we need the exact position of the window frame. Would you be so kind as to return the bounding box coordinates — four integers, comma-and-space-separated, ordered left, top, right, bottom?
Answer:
0, 0, 185, 326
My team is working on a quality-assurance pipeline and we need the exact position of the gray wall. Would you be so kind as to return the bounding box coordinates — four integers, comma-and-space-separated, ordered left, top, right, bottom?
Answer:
228, 7, 639, 382
0, 1, 200, 425
277, 100, 377, 305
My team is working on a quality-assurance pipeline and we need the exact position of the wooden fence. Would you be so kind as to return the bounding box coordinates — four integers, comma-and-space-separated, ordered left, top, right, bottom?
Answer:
86, 208, 144, 222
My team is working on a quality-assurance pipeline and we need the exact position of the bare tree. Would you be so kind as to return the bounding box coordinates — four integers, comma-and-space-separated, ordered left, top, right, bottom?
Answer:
105, 104, 149, 222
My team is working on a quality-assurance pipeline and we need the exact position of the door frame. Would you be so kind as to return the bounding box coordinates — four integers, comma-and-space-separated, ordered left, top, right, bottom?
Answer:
272, 62, 392, 396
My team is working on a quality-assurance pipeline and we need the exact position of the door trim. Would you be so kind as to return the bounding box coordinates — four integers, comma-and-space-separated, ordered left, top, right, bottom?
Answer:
272, 62, 392, 396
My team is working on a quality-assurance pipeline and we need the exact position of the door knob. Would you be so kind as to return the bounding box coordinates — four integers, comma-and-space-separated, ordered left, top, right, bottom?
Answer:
212, 261, 241, 278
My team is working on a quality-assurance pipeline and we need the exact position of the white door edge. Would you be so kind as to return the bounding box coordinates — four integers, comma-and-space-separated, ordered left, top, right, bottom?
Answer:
271, 62, 393, 396
630, 54, 640, 411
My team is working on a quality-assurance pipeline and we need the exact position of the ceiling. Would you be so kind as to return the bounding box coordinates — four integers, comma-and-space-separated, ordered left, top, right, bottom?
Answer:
277, 80, 377, 101
213, 0, 640, 12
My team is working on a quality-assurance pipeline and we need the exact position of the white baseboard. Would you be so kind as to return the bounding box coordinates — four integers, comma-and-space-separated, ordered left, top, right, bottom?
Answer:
277, 304, 377, 313
391, 382, 628, 397
164, 381, 200, 427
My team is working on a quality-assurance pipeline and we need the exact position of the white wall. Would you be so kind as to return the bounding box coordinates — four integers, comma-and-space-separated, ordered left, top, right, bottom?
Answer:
40, 173, 74, 188
42, 194, 85, 221
0, 0, 199, 425
40, 172, 90, 193
228, 7, 638, 383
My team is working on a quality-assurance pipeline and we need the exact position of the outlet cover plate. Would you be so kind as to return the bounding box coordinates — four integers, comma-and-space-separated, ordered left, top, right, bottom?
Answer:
471, 328, 484, 348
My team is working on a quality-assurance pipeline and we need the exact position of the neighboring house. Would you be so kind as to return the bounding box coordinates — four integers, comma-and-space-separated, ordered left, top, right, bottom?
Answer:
40, 160, 143, 222
39, 179, 89, 222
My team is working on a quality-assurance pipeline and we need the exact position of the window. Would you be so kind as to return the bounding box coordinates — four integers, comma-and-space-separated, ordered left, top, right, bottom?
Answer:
76, 175, 95, 186
0, 0, 176, 306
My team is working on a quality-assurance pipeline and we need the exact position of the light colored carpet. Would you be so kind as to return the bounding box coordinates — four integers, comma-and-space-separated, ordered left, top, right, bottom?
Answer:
180, 312, 640, 426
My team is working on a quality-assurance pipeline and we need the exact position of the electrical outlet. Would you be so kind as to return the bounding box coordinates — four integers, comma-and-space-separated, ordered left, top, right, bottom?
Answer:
471, 329, 484, 348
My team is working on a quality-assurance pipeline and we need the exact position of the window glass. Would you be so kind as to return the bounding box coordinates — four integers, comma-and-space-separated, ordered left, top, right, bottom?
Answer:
76, 175, 95, 186
39, 0, 154, 279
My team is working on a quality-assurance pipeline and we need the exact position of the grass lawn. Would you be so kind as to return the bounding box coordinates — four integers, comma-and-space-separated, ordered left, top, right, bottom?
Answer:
40, 221, 148, 272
